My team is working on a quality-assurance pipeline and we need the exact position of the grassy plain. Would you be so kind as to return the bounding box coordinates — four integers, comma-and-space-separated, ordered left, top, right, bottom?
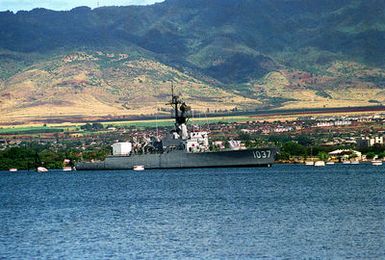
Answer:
1, 108, 383, 135
0, 116, 251, 134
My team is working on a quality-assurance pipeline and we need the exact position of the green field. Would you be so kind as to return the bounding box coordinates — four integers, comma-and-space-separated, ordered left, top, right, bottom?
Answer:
100, 116, 254, 129
0, 126, 65, 135
0, 115, 255, 135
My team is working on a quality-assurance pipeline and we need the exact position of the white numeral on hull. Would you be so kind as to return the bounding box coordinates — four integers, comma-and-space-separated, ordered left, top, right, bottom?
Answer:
253, 150, 271, 159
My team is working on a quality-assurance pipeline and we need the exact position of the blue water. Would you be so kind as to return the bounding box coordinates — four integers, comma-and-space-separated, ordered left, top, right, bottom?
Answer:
1, 165, 384, 259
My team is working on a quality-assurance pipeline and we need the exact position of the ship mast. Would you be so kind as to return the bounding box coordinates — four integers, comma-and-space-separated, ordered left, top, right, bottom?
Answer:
168, 84, 191, 139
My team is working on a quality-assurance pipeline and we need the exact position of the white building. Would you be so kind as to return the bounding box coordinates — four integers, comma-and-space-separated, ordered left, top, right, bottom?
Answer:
315, 121, 352, 128
228, 140, 242, 150
357, 136, 384, 148
112, 142, 132, 156
334, 120, 352, 126
316, 122, 334, 127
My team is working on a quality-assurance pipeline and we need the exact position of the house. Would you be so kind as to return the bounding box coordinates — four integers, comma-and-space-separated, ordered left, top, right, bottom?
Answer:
356, 136, 383, 148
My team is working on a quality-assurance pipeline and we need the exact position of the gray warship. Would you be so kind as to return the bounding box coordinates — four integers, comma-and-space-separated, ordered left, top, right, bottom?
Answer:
76, 89, 277, 170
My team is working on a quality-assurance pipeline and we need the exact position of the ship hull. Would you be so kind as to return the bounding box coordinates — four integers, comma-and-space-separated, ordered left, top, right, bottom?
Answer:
76, 148, 277, 170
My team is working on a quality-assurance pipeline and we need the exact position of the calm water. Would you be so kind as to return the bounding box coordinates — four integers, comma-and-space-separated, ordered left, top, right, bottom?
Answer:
1, 165, 384, 259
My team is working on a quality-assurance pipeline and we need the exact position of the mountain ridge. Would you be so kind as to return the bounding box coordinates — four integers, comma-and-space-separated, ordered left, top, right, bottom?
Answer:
0, 0, 384, 123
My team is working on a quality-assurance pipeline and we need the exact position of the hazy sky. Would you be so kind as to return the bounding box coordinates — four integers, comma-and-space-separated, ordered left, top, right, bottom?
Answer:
0, 0, 164, 12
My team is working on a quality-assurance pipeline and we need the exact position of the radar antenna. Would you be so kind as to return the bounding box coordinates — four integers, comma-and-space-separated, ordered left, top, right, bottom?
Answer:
167, 84, 191, 137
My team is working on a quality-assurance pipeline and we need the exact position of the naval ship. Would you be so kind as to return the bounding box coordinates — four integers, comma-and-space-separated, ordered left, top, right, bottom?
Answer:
76, 89, 277, 170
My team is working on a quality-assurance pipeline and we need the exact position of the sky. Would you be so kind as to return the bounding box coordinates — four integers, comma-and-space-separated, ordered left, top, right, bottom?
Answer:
0, 0, 164, 12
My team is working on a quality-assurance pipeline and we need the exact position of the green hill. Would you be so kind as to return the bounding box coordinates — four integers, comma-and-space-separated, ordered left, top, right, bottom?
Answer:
0, 0, 384, 123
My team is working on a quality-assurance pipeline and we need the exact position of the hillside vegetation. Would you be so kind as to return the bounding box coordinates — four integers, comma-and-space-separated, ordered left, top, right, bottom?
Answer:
0, 0, 384, 123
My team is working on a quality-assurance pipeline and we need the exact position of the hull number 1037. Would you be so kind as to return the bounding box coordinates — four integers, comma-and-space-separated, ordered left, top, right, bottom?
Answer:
253, 150, 271, 159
